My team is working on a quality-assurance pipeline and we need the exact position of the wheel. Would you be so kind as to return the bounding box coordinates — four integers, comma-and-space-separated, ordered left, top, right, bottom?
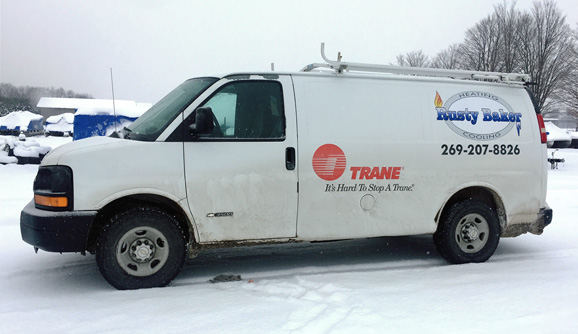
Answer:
433, 199, 501, 264
96, 206, 187, 290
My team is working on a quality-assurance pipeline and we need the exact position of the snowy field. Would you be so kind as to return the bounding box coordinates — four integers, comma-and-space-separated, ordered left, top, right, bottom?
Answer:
1, 137, 577, 334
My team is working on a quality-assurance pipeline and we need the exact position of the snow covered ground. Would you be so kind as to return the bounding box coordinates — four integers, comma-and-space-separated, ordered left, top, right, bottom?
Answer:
1, 137, 577, 334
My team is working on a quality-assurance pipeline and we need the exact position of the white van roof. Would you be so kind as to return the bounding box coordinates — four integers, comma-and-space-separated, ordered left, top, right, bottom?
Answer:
224, 43, 531, 86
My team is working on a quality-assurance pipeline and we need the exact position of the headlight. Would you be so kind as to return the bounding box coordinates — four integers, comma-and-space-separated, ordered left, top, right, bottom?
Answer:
33, 166, 73, 211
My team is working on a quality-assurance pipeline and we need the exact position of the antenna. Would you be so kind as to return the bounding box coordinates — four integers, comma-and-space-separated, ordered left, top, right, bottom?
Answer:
110, 67, 117, 134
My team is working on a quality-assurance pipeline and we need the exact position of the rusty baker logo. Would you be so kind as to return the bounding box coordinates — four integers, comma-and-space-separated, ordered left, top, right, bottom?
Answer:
435, 91, 522, 141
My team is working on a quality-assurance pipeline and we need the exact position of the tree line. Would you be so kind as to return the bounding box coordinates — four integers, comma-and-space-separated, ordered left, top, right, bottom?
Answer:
2, 0, 576, 119
0, 83, 93, 117
396, 0, 577, 116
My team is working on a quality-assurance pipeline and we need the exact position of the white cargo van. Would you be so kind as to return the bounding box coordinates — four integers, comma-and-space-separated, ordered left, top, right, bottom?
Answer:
21, 45, 552, 289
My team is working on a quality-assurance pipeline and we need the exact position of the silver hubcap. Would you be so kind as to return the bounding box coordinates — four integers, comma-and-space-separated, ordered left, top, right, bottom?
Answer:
116, 227, 169, 277
455, 213, 489, 253
131, 239, 155, 262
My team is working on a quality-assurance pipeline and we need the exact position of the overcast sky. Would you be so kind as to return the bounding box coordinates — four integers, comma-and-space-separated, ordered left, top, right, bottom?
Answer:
1, 0, 577, 104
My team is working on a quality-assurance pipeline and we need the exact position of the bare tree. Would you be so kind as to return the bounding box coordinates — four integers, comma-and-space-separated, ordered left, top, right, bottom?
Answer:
460, 15, 502, 72
517, 0, 576, 113
494, 1, 523, 72
396, 50, 430, 67
557, 26, 578, 113
391, 0, 576, 114
431, 44, 463, 69
459, 1, 526, 73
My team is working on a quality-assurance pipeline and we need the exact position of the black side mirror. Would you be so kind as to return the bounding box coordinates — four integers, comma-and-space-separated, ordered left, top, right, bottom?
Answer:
190, 107, 215, 137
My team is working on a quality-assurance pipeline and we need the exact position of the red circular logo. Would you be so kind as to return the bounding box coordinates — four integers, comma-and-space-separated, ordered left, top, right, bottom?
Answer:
312, 144, 347, 181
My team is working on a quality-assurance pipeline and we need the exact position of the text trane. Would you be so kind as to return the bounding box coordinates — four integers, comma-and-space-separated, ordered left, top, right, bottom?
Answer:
436, 108, 522, 125
350, 166, 401, 180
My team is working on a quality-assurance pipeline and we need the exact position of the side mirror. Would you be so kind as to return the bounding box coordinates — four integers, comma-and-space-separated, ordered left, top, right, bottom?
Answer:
190, 107, 215, 137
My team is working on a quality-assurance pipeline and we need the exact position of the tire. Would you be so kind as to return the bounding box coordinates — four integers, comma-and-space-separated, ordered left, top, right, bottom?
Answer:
433, 199, 501, 264
96, 206, 187, 290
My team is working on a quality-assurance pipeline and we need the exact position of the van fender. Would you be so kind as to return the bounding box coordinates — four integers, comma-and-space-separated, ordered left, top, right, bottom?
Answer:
95, 188, 186, 211
435, 182, 507, 233
90, 189, 199, 248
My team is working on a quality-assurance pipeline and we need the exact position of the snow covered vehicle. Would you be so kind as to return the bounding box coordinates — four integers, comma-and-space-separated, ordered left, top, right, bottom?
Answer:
20, 44, 552, 289
0, 135, 51, 165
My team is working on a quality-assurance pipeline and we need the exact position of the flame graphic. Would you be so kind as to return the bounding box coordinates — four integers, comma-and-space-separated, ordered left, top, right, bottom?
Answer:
434, 91, 443, 108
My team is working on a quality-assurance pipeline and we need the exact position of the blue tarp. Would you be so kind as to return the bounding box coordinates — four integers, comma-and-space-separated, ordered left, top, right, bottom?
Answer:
29, 118, 43, 132
73, 114, 138, 140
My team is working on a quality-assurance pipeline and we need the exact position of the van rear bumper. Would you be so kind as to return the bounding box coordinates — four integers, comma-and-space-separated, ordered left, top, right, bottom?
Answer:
20, 200, 97, 253
501, 204, 553, 237
540, 205, 553, 228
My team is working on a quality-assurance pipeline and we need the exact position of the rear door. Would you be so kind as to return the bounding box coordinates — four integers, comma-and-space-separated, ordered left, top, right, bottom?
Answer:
182, 75, 298, 242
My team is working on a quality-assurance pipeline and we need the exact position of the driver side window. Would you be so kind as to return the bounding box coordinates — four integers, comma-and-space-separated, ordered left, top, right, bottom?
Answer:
199, 80, 285, 140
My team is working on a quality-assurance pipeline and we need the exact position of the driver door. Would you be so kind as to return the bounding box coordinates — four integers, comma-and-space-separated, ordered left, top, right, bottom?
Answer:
182, 76, 298, 242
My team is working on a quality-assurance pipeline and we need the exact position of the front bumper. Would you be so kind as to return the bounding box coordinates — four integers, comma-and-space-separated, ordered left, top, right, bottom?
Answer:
20, 200, 97, 253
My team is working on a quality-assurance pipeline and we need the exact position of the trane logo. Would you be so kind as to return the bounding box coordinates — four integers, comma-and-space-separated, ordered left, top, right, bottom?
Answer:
312, 144, 347, 181
312, 144, 402, 181
350, 166, 401, 180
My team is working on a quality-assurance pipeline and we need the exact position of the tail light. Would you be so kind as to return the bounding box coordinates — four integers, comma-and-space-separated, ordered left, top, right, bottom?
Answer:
536, 114, 547, 144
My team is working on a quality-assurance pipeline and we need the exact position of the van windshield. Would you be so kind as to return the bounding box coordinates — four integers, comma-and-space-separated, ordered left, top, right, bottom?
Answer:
124, 77, 218, 141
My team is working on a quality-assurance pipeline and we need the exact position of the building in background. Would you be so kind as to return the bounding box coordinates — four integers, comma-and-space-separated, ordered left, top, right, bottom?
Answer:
36, 98, 151, 140
37, 98, 151, 120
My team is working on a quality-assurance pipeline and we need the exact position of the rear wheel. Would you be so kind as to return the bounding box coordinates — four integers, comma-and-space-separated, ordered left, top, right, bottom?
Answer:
96, 206, 187, 290
434, 199, 501, 264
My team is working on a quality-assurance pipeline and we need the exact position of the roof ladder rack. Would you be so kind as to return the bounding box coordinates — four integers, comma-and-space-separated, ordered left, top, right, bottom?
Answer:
301, 43, 531, 84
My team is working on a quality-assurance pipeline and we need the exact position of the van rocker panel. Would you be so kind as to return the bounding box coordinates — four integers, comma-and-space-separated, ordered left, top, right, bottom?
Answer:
20, 201, 96, 252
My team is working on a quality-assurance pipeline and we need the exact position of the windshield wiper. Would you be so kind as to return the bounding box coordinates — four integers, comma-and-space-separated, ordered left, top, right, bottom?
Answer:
123, 127, 133, 139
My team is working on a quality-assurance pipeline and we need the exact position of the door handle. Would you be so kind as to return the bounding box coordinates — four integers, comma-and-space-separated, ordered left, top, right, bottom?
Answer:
285, 147, 296, 170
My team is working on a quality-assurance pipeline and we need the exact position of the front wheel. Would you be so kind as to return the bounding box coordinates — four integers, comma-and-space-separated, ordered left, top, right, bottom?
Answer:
96, 206, 187, 290
433, 199, 501, 264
